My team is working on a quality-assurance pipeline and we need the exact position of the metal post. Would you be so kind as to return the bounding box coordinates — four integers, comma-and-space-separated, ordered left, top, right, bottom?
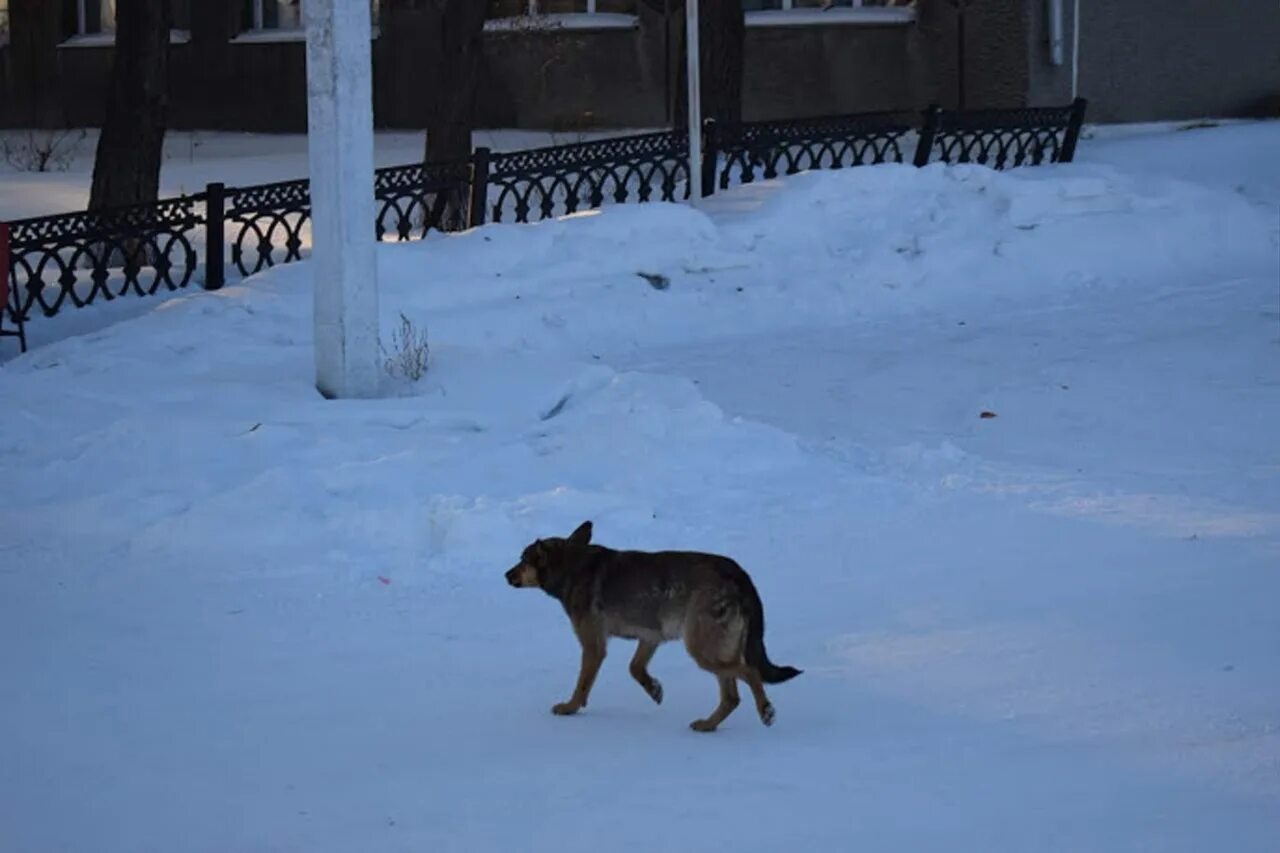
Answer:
203, 182, 225, 291
0, 222, 25, 353
1060, 97, 1089, 162
468, 147, 492, 228
686, 0, 703, 200
700, 118, 718, 197
914, 105, 942, 168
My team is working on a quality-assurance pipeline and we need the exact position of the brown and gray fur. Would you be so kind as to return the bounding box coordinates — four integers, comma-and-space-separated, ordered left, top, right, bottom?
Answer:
505, 521, 801, 732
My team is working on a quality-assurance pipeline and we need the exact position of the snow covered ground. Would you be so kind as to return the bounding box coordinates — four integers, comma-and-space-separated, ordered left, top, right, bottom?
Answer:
1, 121, 1278, 851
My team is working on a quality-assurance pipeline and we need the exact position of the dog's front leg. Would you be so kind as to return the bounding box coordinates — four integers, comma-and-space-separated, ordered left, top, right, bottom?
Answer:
553, 620, 606, 716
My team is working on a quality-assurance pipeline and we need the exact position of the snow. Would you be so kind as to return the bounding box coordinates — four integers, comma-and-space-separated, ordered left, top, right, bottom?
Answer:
2, 120, 1279, 851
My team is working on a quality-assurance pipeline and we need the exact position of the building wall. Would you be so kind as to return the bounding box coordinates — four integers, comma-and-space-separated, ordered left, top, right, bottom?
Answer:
1026, 0, 1280, 122
0, 0, 1033, 133
743, 21, 923, 120
916, 0, 1030, 110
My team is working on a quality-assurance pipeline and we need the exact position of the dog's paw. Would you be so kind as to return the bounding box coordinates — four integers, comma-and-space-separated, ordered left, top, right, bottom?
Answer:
646, 678, 664, 705
689, 718, 719, 733
759, 702, 775, 727
552, 702, 581, 716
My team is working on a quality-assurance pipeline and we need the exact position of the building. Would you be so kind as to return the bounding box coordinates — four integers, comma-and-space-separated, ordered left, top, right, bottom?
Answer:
0, 0, 1277, 133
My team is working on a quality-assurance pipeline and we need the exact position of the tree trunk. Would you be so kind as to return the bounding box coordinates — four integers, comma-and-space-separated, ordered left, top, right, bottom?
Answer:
672, 0, 745, 129
88, 0, 171, 212
417, 0, 487, 229
422, 0, 488, 164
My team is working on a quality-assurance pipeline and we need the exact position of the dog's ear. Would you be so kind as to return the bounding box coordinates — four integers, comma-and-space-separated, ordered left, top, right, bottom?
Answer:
567, 521, 593, 546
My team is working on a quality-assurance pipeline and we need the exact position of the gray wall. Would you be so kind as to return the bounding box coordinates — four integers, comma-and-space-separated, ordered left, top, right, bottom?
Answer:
1026, 0, 1280, 122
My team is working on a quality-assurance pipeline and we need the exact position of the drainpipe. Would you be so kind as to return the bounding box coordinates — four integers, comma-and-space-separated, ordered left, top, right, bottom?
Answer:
1047, 0, 1064, 65
1071, 0, 1081, 100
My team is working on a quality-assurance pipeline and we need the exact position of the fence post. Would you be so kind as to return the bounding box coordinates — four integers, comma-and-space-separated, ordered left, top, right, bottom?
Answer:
0, 222, 25, 353
1060, 97, 1089, 163
913, 105, 942, 168
700, 118, 719, 198
204, 182, 226, 290
468, 147, 492, 228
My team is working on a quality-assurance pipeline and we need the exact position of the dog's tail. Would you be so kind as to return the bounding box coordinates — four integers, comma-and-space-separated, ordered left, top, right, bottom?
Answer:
739, 567, 802, 685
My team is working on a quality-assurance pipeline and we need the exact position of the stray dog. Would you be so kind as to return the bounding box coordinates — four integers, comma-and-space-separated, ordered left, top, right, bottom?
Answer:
505, 521, 801, 732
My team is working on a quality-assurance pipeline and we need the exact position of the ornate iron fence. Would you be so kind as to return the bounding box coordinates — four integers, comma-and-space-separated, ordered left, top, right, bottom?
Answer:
915, 98, 1088, 169
704, 112, 916, 192
4, 196, 204, 325
374, 158, 475, 240
223, 177, 311, 278
2, 99, 1088, 355
476, 130, 690, 225
220, 157, 474, 279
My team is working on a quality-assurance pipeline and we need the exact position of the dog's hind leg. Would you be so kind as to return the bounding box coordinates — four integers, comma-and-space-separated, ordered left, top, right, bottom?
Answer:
629, 640, 663, 705
739, 666, 775, 727
553, 620, 606, 716
684, 592, 748, 732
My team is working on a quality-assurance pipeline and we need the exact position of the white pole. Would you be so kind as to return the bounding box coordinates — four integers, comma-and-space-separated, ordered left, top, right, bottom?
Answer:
686, 0, 703, 201
1071, 0, 1081, 100
305, 0, 381, 399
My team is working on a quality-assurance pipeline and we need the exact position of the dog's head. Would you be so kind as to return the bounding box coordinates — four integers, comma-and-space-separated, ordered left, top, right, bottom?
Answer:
505, 521, 593, 591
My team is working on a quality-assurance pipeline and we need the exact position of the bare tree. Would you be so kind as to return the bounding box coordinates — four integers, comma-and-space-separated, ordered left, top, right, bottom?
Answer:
88, 0, 172, 212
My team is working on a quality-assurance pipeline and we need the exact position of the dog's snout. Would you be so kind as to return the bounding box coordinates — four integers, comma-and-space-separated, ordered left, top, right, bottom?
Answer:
505, 564, 523, 587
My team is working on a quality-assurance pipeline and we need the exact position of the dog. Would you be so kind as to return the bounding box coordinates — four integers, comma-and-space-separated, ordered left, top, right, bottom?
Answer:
505, 521, 801, 732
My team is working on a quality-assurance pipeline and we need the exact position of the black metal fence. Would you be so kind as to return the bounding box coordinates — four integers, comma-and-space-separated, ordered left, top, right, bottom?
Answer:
703, 111, 917, 192
2, 98, 1087, 353
914, 99, 1089, 169
478, 130, 692, 225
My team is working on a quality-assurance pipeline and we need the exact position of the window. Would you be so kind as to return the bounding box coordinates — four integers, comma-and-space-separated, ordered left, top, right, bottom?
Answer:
63, 1, 191, 43
243, 0, 380, 33
75, 0, 117, 36
0, 0, 9, 48
487, 1, 638, 19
